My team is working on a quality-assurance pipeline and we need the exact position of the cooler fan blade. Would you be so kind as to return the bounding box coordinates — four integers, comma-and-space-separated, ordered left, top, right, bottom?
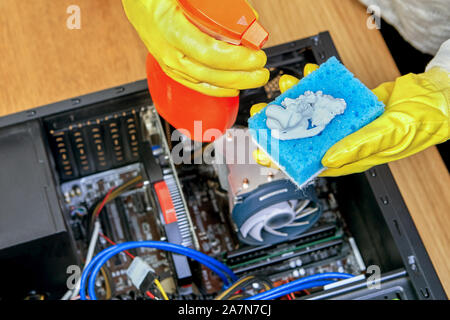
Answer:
285, 221, 309, 227
239, 198, 321, 243
263, 225, 288, 237
232, 180, 323, 246
295, 207, 319, 220
295, 200, 310, 214
240, 201, 295, 242
248, 221, 265, 242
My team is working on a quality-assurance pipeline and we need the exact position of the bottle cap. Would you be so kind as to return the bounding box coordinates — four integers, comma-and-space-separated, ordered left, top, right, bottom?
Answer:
177, 0, 268, 49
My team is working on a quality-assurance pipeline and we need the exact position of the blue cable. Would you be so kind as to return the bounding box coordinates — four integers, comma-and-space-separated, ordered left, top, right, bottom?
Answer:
250, 280, 333, 300
83, 244, 234, 300
80, 241, 237, 300
83, 242, 236, 300
246, 272, 354, 300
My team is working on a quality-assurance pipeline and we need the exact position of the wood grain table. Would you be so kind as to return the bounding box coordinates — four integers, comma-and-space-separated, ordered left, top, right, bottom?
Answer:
0, 0, 449, 295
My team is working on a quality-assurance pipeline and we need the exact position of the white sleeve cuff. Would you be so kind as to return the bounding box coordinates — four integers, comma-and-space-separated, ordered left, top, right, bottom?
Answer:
426, 39, 450, 73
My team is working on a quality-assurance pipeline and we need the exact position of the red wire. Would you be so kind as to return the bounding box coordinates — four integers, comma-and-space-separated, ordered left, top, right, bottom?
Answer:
99, 233, 156, 300
96, 185, 155, 300
95, 187, 117, 218
145, 291, 155, 299
280, 280, 293, 300
99, 232, 136, 259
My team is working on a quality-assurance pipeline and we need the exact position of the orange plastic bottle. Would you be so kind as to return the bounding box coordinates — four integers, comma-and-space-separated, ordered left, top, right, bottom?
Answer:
146, 0, 269, 142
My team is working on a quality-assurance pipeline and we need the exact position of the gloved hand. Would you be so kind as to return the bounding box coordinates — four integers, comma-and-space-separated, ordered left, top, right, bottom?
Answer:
122, 0, 269, 97
322, 66, 449, 176
249, 63, 318, 117
250, 63, 449, 176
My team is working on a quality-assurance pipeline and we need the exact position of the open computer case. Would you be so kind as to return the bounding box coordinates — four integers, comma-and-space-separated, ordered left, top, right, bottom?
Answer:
0, 32, 446, 300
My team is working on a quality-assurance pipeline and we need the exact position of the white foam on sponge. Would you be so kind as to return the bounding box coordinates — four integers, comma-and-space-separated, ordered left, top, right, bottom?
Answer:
265, 91, 347, 140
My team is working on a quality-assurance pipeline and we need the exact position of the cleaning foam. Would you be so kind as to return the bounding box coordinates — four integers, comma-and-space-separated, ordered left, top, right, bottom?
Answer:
248, 57, 385, 188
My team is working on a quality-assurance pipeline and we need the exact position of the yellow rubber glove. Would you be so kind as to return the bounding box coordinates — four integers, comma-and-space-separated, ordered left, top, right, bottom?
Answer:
322, 67, 449, 176
122, 0, 270, 97
250, 64, 449, 175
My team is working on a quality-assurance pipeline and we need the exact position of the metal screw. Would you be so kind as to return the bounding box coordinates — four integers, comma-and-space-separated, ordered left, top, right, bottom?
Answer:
380, 196, 389, 205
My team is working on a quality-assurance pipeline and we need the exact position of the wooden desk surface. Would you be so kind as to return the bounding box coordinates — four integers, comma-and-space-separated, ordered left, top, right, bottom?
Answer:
1, 0, 449, 295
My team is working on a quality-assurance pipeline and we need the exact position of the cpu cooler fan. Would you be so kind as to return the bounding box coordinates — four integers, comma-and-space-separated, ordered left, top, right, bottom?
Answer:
212, 128, 323, 246
232, 179, 322, 246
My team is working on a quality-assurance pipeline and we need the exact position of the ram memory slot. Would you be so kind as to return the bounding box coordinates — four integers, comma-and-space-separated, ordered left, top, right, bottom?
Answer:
229, 234, 344, 275
115, 198, 138, 257
225, 223, 338, 266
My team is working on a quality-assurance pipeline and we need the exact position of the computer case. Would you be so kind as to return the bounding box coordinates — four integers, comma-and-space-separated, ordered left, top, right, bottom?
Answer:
0, 32, 446, 300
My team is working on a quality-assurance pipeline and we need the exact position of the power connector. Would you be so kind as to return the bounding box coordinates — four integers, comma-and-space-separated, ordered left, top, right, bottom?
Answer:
126, 257, 157, 293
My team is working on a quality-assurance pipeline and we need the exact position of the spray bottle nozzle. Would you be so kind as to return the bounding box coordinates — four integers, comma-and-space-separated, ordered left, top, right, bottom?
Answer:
177, 0, 269, 49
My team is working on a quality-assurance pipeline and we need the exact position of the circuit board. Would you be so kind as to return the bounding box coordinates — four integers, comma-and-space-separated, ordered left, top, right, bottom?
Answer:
61, 163, 174, 298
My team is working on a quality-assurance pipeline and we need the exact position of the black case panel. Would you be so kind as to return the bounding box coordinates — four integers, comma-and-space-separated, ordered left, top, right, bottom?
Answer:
0, 120, 77, 298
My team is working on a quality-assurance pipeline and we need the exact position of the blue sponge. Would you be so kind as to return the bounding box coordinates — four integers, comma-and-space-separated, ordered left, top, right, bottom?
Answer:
248, 57, 384, 188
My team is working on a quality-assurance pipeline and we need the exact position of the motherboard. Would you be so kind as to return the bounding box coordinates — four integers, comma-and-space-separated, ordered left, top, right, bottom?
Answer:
56, 102, 365, 300
61, 164, 174, 298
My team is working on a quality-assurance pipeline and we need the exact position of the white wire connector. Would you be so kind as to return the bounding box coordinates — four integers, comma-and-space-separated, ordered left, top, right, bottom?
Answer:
127, 257, 156, 292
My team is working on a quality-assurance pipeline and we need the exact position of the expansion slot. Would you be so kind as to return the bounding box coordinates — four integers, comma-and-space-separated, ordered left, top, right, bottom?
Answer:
164, 174, 193, 248
230, 235, 344, 275
225, 223, 338, 266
